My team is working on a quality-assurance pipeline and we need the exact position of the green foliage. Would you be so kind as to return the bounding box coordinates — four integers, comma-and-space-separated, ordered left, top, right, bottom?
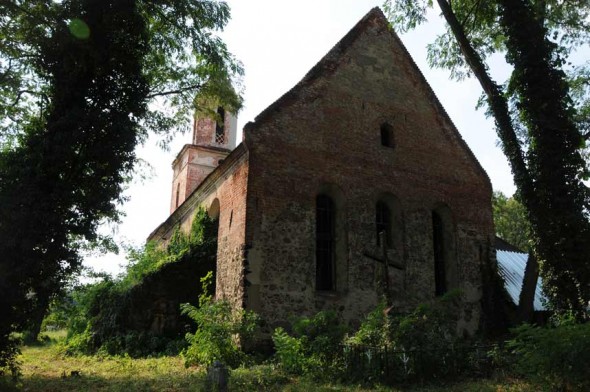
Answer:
181, 272, 260, 368
272, 311, 348, 378
506, 323, 590, 391
492, 191, 532, 251
346, 301, 390, 347
346, 291, 480, 382
229, 365, 290, 391
63, 209, 216, 356
123, 208, 217, 288
0, 334, 20, 382
272, 328, 308, 374
0, 0, 241, 372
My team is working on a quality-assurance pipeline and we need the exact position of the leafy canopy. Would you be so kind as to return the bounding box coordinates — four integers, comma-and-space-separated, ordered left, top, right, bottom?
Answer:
0, 0, 241, 373
492, 191, 532, 251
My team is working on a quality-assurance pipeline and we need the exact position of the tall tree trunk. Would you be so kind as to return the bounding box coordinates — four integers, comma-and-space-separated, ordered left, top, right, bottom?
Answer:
436, 0, 590, 320
518, 253, 539, 323
497, 0, 590, 320
435, 0, 536, 204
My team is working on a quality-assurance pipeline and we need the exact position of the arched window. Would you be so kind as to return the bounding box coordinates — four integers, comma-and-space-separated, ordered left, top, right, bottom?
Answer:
432, 205, 456, 297
215, 107, 225, 144
316, 194, 335, 291
432, 211, 446, 296
208, 198, 220, 220
375, 201, 391, 247
380, 122, 395, 148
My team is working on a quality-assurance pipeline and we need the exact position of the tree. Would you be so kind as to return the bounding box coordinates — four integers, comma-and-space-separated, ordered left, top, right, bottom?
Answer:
0, 0, 242, 373
492, 191, 532, 252
384, 0, 590, 319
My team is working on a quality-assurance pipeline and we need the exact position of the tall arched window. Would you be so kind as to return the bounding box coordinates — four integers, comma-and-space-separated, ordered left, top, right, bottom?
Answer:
432, 211, 446, 296
432, 205, 456, 297
376, 201, 391, 247
316, 194, 335, 290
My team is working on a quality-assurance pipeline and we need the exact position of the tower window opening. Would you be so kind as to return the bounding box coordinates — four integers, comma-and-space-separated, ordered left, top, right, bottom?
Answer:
215, 107, 225, 144
175, 183, 181, 208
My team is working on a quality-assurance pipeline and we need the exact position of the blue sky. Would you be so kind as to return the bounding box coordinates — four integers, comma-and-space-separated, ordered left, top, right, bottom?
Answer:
84, 0, 516, 275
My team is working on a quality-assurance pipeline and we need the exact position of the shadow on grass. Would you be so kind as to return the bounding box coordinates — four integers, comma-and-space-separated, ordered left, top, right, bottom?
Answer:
21, 372, 206, 392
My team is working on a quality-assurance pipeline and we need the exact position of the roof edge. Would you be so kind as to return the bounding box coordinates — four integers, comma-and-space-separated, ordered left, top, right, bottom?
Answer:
148, 142, 248, 242
246, 7, 384, 131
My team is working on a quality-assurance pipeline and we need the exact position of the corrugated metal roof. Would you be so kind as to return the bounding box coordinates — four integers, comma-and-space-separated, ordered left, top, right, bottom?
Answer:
496, 250, 547, 311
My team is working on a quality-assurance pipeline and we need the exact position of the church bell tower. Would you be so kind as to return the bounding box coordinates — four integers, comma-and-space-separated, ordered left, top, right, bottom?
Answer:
170, 107, 237, 213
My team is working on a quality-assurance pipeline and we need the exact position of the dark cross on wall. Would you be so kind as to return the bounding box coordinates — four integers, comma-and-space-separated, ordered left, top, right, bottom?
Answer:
363, 231, 404, 306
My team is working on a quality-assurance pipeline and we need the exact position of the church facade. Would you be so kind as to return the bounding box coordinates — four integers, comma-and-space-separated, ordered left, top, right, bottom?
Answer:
148, 8, 495, 334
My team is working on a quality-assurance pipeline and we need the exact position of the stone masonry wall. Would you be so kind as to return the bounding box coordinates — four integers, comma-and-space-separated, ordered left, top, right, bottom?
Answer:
242, 10, 494, 334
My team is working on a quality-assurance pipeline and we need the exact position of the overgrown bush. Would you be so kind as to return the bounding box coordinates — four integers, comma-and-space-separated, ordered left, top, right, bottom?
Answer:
345, 290, 479, 383
507, 322, 590, 391
0, 334, 21, 382
272, 310, 347, 378
63, 208, 217, 356
181, 271, 259, 368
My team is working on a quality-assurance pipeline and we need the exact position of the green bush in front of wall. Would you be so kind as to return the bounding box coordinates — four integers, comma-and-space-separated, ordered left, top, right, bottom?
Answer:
61, 208, 217, 357
181, 271, 260, 368
344, 290, 477, 383
272, 310, 348, 379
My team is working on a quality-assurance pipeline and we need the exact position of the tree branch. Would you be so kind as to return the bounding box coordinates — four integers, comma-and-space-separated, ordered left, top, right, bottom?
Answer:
0, 0, 53, 27
146, 83, 202, 99
10, 89, 43, 107
436, 0, 535, 206
459, 0, 483, 33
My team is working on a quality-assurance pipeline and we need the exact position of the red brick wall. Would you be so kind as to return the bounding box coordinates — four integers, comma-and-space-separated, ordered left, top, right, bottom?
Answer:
193, 113, 232, 148
170, 146, 230, 213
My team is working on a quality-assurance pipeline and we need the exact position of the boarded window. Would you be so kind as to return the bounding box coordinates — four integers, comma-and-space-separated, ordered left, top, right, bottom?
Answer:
316, 194, 335, 290
215, 107, 225, 144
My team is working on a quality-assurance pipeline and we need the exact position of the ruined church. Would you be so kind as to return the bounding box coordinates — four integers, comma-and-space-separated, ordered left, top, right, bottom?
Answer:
148, 8, 495, 334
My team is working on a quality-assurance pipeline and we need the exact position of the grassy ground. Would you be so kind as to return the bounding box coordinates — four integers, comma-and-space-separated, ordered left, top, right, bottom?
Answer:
10, 331, 533, 391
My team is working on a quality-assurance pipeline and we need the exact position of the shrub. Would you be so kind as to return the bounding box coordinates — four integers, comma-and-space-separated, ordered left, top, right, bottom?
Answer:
181, 272, 259, 368
0, 334, 21, 382
272, 327, 307, 374
507, 323, 590, 391
272, 310, 348, 378
62, 208, 218, 357
345, 290, 473, 382
346, 301, 390, 347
